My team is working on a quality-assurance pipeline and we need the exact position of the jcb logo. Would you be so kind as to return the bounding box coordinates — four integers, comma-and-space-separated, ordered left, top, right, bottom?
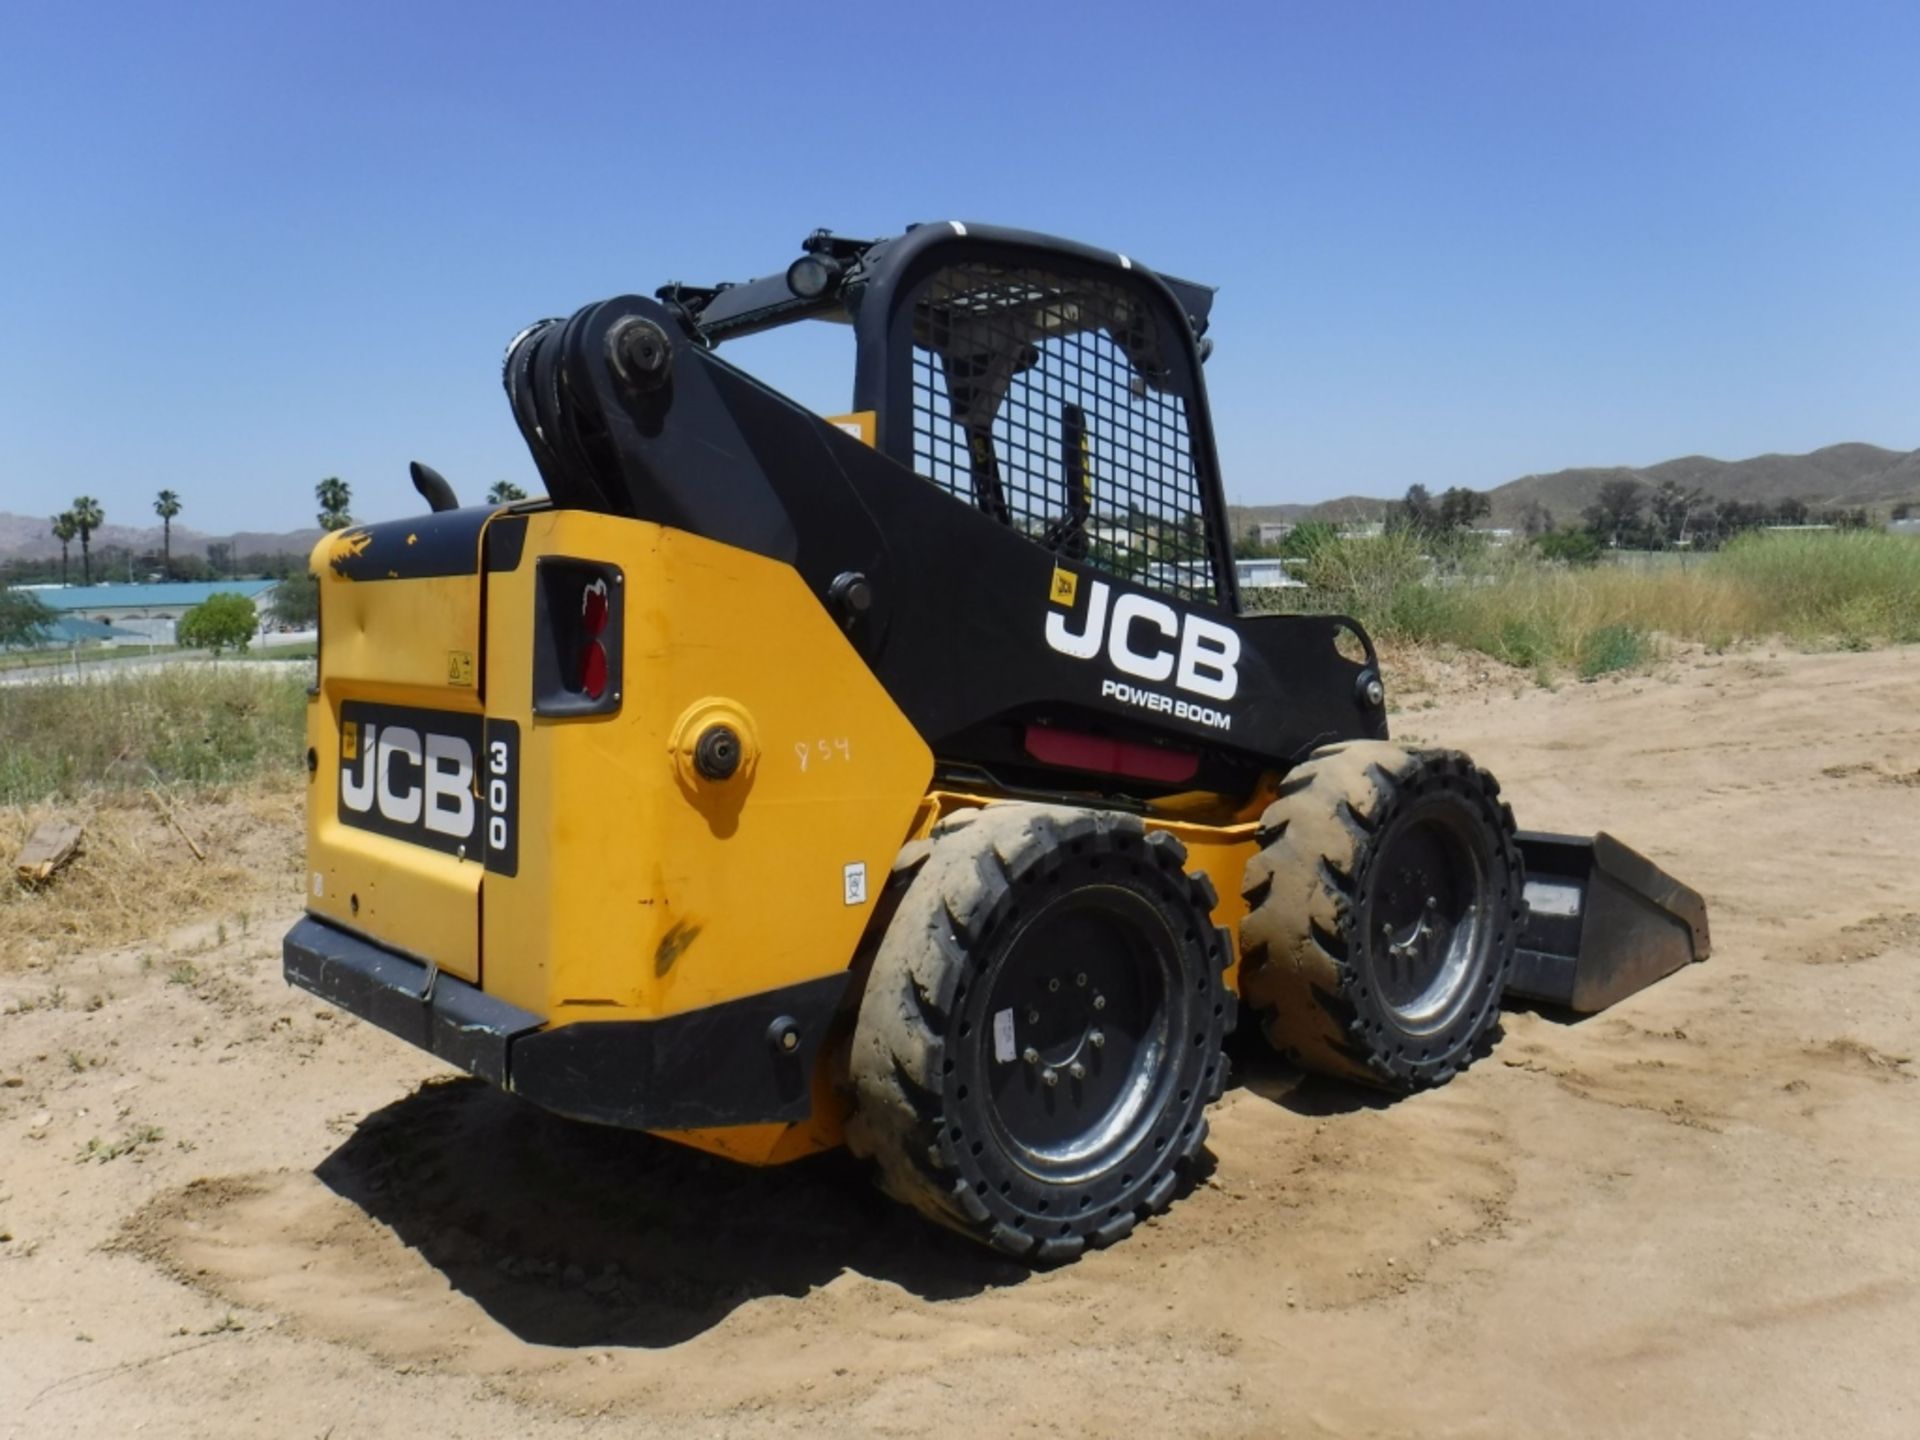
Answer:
342, 722, 475, 837
1044, 573, 1241, 702
337, 703, 518, 875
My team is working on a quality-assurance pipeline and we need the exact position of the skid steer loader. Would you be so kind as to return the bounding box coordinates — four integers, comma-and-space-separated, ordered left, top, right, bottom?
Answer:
285, 222, 1709, 1261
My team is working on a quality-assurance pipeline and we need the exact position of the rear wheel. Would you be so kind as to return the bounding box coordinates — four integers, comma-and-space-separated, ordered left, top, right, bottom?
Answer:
848, 803, 1232, 1262
1239, 742, 1523, 1091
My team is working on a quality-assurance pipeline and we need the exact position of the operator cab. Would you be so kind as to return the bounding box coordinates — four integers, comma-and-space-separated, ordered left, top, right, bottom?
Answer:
515, 222, 1239, 612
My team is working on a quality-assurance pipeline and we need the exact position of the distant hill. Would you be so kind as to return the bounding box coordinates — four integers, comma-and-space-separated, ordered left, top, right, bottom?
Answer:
0, 512, 322, 562
1230, 442, 1920, 535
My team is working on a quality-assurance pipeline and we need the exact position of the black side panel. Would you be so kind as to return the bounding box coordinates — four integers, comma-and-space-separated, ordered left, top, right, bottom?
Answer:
506, 974, 850, 1131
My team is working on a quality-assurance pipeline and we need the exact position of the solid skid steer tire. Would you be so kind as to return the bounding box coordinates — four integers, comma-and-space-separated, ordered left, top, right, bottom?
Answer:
1239, 742, 1524, 1092
847, 803, 1234, 1263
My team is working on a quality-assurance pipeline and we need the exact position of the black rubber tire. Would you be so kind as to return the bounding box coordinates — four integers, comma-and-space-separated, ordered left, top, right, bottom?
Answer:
1239, 742, 1523, 1091
847, 803, 1233, 1263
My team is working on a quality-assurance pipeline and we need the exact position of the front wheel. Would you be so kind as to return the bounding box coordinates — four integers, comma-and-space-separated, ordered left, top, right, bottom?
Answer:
847, 803, 1232, 1263
1239, 742, 1523, 1091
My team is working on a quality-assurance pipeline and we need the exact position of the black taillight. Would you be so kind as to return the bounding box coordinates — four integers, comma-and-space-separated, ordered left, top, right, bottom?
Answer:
533, 559, 623, 717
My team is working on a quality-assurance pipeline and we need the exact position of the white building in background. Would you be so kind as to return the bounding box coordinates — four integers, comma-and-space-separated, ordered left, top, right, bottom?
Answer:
1235, 557, 1307, 590
32, 579, 280, 645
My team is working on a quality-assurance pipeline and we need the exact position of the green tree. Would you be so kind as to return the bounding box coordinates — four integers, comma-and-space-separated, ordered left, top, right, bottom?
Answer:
50, 511, 77, 586
1279, 521, 1339, 558
316, 477, 354, 531
1436, 486, 1492, 531
1393, 484, 1438, 535
0, 584, 56, 648
1648, 480, 1704, 548
487, 480, 528, 504
1536, 527, 1603, 565
153, 489, 182, 577
1582, 479, 1645, 549
177, 593, 258, 654
70, 496, 104, 585
270, 572, 319, 629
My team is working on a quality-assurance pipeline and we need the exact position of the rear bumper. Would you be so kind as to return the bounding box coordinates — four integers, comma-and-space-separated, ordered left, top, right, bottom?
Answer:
283, 916, 849, 1131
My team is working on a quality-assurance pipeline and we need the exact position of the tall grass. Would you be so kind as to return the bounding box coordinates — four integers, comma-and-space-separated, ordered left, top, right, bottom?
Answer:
1266, 529, 1920, 678
0, 667, 307, 804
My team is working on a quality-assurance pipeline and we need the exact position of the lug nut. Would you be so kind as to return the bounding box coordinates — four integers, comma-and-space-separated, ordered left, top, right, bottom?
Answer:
1048, 977, 1060, 993
1075, 973, 1087, 987
1090, 1029, 1105, 1049
1022, 1046, 1039, 1066
1069, 1062, 1086, 1081
1093, 994, 1106, 1011
1027, 1009, 1040, 1025
1042, 1067, 1060, 1087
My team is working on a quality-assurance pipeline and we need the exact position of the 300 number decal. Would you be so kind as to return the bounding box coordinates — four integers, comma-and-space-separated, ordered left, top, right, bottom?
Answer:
487, 740, 511, 852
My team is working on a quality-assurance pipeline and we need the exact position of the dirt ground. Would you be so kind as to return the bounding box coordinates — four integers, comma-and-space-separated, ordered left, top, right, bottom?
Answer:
4, 644, 1918, 1439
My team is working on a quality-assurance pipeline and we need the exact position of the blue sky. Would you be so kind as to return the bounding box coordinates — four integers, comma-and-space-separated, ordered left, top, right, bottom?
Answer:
2, 1, 1916, 533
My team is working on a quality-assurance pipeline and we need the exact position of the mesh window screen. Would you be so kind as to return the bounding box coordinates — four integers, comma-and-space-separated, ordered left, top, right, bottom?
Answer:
907, 262, 1217, 603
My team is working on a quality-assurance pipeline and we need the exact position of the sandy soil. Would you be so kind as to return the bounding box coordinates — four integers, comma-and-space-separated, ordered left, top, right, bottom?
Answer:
3, 644, 1918, 1439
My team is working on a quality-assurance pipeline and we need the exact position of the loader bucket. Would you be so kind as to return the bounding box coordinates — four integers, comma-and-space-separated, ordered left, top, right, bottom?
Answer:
1506, 831, 1711, 1013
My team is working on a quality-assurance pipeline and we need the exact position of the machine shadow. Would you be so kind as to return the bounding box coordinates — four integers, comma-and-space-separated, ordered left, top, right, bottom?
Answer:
1225, 1016, 1516, 1116
316, 1076, 1029, 1350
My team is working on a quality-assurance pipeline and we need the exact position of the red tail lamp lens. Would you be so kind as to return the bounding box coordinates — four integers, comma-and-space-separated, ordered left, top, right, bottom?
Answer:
579, 640, 608, 700
578, 579, 610, 698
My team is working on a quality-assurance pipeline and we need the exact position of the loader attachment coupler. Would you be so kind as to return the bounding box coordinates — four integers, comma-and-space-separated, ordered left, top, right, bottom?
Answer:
1507, 831, 1711, 1013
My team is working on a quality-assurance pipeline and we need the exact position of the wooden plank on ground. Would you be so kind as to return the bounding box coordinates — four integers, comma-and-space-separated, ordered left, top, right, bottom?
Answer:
13, 818, 84, 886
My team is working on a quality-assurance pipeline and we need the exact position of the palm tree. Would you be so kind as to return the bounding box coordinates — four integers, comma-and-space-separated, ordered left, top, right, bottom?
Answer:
70, 496, 104, 585
50, 512, 77, 586
487, 480, 527, 504
153, 489, 182, 577
316, 477, 353, 531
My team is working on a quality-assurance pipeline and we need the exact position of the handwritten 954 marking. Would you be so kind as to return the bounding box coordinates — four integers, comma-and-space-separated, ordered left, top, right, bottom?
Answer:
794, 737, 853, 772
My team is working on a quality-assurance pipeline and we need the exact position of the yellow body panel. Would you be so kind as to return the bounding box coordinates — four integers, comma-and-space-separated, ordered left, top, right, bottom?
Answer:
305, 532, 486, 981
315, 535, 486, 704
479, 510, 934, 1026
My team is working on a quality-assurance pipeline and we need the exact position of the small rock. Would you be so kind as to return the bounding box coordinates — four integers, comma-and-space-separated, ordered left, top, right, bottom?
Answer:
29, 1111, 52, 1131
2, 1076, 23, 1088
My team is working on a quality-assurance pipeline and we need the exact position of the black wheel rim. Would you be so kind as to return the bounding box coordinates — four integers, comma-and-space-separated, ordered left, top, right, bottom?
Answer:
1362, 798, 1490, 1035
979, 886, 1176, 1185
